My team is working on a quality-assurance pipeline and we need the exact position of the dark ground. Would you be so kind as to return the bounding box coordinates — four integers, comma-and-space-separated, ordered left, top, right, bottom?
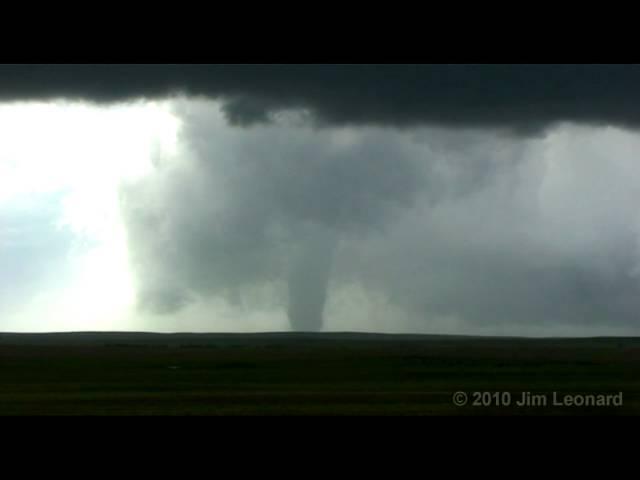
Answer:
0, 332, 639, 415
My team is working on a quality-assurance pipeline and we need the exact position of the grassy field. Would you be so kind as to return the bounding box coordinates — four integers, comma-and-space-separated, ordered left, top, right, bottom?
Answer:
0, 332, 639, 415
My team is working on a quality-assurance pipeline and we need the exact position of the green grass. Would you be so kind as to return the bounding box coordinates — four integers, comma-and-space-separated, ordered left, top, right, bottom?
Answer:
0, 333, 638, 415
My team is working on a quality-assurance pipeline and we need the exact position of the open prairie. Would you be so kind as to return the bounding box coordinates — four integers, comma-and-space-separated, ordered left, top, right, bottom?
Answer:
0, 332, 638, 415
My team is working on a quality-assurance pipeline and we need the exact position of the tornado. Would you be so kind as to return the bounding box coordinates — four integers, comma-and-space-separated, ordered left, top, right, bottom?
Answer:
287, 224, 338, 331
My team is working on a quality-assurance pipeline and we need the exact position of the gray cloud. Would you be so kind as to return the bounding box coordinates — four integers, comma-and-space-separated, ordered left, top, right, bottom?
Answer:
335, 126, 640, 333
121, 101, 426, 329
3, 65, 640, 132
119, 100, 640, 334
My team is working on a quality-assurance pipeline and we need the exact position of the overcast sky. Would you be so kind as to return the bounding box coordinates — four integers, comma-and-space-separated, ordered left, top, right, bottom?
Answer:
2, 64, 640, 336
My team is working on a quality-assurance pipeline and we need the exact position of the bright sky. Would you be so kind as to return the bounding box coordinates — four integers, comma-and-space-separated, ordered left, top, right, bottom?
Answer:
0, 101, 180, 332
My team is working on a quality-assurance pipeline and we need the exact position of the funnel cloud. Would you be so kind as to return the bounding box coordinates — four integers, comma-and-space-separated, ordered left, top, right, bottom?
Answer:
287, 224, 338, 331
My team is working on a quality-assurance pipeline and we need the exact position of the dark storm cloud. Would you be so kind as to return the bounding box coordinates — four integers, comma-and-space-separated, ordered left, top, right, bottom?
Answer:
3, 64, 640, 131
